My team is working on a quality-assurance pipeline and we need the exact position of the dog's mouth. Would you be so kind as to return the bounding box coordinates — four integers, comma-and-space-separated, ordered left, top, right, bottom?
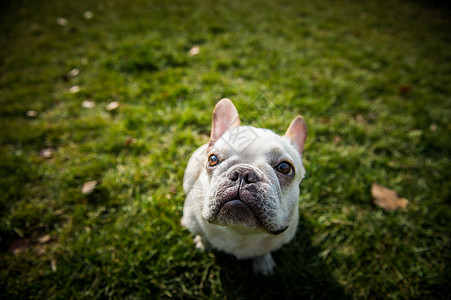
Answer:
215, 198, 258, 226
220, 199, 248, 210
209, 196, 288, 235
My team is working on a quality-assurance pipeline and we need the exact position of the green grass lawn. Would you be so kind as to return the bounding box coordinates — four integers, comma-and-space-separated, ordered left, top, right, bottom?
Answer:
1, 0, 450, 298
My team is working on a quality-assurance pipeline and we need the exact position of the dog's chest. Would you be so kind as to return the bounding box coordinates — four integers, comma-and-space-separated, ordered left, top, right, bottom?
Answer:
201, 222, 291, 259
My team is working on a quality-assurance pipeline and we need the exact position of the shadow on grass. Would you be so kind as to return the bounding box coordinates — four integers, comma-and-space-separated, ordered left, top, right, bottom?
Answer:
215, 212, 346, 300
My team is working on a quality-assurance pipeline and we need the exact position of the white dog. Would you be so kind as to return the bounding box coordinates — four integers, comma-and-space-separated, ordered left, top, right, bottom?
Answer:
181, 98, 307, 275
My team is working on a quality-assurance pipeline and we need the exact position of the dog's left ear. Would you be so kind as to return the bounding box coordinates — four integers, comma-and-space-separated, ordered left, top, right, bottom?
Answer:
284, 116, 307, 155
209, 98, 241, 149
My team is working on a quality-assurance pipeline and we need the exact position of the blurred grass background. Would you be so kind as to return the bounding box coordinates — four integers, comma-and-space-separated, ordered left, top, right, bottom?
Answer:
0, 0, 450, 298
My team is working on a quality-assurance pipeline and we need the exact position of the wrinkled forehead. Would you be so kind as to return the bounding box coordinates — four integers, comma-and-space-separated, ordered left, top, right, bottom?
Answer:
210, 126, 299, 161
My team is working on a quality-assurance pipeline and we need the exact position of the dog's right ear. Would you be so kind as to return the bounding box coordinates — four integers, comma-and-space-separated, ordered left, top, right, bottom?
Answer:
209, 98, 241, 149
284, 116, 307, 156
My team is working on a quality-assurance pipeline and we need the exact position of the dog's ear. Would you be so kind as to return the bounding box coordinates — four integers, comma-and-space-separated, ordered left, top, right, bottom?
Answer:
209, 98, 241, 149
284, 116, 307, 155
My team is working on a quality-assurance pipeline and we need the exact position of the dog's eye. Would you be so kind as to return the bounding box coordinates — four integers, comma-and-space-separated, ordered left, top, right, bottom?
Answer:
276, 162, 294, 176
208, 154, 220, 167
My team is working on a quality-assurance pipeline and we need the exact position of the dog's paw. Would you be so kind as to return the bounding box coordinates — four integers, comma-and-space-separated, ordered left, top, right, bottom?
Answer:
193, 235, 212, 251
193, 235, 205, 250
252, 253, 276, 275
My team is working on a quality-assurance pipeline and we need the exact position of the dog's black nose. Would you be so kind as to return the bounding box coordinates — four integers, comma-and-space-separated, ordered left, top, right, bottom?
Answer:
228, 167, 260, 184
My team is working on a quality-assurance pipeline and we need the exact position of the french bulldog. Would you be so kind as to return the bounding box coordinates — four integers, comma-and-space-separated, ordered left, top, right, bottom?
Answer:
181, 98, 307, 275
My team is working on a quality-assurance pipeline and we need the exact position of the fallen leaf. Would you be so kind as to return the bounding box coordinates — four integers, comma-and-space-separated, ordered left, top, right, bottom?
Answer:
37, 234, 51, 244
355, 114, 364, 125
56, 18, 68, 26
399, 85, 412, 96
40, 148, 54, 158
82, 180, 98, 194
54, 209, 65, 216
106, 101, 120, 111
83, 11, 94, 19
67, 68, 80, 78
82, 100, 95, 108
69, 85, 80, 94
125, 138, 135, 146
429, 123, 438, 132
188, 45, 200, 56
50, 258, 57, 272
371, 183, 409, 211
26, 110, 37, 117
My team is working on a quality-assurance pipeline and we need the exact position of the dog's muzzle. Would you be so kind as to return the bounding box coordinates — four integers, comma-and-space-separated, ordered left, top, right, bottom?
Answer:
207, 166, 288, 235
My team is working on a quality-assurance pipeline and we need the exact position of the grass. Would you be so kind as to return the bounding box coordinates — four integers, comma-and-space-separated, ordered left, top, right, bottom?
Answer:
0, 0, 450, 298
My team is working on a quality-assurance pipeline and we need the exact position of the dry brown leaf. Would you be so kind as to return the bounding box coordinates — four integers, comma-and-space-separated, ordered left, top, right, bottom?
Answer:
83, 11, 94, 19
371, 183, 408, 211
69, 85, 80, 94
37, 234, 51, 244
67, 68, 80, 78
125, 138, 135, 146
82, 100, 95, 108
188, 45, 200, 56
355, 114, 365, 125
56, 18, 68, 26
50, 258, 57, 272
429, 123, 438, 132
54, 209, 65, 216
82, 180, 98, 195
106, 101, 120, 111
26, 110, 37, 117
399, 85, 412, 96
40, 148, 54, 158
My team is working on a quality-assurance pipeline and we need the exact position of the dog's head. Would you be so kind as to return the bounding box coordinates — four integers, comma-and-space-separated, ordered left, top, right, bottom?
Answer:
201, 99, 307, 235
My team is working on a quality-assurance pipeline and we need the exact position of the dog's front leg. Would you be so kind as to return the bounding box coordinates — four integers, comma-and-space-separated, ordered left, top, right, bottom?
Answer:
252, 253, 276, 275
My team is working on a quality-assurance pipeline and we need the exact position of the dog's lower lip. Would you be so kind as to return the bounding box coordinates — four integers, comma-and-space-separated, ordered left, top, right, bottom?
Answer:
270, 226, 288, 235
219, 199, 249, 210
206, 200, 247, 223
227, 199, 245, 205
213, 198, 284, 234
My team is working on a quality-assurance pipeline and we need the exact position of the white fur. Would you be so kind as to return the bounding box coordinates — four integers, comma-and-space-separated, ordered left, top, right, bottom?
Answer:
182, 125, 305, 274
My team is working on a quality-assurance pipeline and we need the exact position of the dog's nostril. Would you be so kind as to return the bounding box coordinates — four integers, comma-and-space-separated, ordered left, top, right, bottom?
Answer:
227, 168, 260, 184
228, 170, 239, 181
243, 170, 258, 184
228, 168, 260, 184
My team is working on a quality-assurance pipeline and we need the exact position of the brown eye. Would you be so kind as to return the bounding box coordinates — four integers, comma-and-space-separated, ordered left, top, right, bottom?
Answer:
277, 162, 294, 176
208, 154, 220, 167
